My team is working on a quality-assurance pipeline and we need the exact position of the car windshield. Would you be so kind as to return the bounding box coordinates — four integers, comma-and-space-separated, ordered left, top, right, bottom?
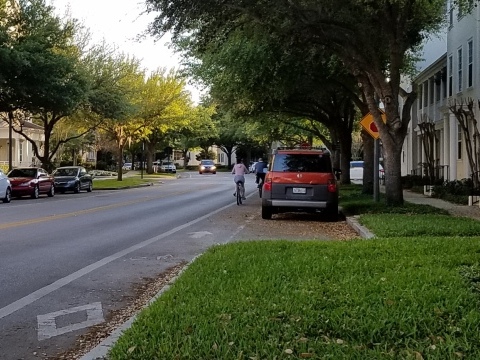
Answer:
272, 153, 332, 173
201, 160, 214, 165
9, 168, 37, 177
55, 168, 78, 176
350, 161, 363, 168
162, 162, 173, 166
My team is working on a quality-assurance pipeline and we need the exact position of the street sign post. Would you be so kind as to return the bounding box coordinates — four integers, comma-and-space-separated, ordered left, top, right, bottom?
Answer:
360, 111, 386, 203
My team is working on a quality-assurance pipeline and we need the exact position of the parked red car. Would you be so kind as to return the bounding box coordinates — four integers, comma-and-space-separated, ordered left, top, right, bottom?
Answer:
7, 167, 55, 199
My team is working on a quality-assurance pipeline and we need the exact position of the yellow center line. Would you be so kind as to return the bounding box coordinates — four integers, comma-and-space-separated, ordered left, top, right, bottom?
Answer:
0, 186, 212, 230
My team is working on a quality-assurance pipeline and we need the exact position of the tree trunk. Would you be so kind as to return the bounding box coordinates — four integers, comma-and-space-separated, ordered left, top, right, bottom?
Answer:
146, 141, 156, 174
362, 130, 374, 195
338, 139, 352, 185
117, 144, 124, 181
182, 148, 189, 169
380, 105, 407, 206
382, 134, 404, 206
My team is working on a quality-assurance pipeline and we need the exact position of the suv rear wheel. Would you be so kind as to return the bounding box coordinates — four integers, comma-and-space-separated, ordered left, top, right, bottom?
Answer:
261, 205, 273, 220
323, 204, 339, 222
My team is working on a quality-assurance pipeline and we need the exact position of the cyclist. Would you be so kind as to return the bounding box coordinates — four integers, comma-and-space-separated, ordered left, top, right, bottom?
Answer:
254, 158, 268, 188
232, 158, 249, 200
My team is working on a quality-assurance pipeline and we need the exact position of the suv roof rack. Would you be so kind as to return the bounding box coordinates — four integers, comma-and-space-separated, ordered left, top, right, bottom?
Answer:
273, 146, 330, 154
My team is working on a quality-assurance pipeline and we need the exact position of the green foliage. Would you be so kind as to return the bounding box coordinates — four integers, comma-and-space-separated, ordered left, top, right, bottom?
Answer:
432, 179, 473, 203
145, 0, 461, 206
108, 239, 480, 359
360, 214, 480, 237
195, 150, 216, 161
339, 185, 447, 217
401, 175, 427, 189
0, 0, 88, 114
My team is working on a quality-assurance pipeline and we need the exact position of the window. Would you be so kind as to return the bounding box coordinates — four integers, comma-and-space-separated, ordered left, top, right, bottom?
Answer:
458, 124, 462, 160
448, 55, 453, 96
458, 47, 463, 92
272, 153, 332, 173
19, 142, 23, 162
468, 40, 473, 88
435, 73, 441, 102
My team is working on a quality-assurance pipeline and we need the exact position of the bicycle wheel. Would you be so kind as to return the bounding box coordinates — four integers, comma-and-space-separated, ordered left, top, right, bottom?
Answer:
236, 183, 242, 205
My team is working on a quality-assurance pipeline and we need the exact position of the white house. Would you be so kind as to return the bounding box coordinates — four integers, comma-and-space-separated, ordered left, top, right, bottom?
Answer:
0, 119, 45, 173
407, 1, 479, 183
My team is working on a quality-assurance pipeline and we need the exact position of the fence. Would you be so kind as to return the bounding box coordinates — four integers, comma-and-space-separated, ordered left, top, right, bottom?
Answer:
410, 164, 449, 184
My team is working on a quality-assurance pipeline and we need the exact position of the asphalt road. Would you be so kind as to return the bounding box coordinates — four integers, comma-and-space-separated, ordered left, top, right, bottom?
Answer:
0, 171, 255, 360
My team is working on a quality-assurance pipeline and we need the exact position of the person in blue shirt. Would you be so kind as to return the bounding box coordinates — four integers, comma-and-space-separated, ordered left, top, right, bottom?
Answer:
254, 158, 268, 188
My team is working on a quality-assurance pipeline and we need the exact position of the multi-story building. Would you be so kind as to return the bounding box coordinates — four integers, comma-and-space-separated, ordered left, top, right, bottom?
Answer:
0, 119, 45, 173
407, 1, 479, 182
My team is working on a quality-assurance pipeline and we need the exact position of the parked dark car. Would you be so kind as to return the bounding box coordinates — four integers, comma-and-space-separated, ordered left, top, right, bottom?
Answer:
199, 159, 216, 174
7, 167, 55, 199
53, 166, 93, 193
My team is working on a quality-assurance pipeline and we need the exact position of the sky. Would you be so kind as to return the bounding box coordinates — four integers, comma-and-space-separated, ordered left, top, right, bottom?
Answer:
51, 0, 202, 102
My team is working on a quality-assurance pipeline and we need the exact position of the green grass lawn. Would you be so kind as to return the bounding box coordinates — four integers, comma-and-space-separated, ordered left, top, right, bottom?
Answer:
93, 174, 175, 190
107, 184, 480, 359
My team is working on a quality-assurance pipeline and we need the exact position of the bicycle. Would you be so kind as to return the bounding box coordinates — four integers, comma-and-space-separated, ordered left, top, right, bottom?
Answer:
257, 176, 264, 198
236, 180, 245, 205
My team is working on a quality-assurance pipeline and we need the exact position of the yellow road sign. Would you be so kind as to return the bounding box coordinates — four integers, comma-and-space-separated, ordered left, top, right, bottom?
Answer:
360, 111, 386, 139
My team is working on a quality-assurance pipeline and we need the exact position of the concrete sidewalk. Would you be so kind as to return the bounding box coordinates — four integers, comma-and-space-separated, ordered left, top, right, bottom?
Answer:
401, 189, 480, 220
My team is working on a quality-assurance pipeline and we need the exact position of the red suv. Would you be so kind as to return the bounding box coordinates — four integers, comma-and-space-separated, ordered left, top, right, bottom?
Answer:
261, 147, 339, 220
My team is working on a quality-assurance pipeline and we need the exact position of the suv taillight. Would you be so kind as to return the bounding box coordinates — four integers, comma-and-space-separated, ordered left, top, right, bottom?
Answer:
327, 179, 337, 193
264, 178, 272, 191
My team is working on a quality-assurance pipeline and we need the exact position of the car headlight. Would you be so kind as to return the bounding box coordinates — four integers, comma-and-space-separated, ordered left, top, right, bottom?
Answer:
211, 166, 216, 170
200, 166, 205, 170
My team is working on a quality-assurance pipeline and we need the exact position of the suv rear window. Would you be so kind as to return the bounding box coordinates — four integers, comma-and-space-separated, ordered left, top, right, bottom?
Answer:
272, 153, 332, 173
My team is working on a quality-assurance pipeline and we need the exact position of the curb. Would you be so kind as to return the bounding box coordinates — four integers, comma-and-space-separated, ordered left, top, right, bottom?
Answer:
345, 215, 376, 239
78, 259, 195, 360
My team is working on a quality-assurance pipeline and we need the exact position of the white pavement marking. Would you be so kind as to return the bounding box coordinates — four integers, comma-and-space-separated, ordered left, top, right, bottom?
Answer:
0, 200, 238, 320
228, 214, 255, 241
188, 231, 213, 238
37, 302, 104, 341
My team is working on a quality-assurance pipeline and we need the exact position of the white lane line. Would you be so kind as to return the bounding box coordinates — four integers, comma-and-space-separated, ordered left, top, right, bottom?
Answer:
0, 200, 238, 320
37, 302, 104, 341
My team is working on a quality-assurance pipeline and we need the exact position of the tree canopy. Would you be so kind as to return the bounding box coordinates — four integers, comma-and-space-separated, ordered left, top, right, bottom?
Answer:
145, 0, 472, 204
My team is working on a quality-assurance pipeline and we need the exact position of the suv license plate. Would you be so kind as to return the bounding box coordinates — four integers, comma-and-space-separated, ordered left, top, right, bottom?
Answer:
293, 187, 306, 194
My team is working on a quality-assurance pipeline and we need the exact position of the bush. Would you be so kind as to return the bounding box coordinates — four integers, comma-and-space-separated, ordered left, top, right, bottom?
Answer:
401, 174, 424, 188
431, 179, 472, 205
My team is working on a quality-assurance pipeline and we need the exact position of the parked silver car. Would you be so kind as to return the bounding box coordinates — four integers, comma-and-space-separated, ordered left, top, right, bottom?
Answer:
0, 169, 12, 203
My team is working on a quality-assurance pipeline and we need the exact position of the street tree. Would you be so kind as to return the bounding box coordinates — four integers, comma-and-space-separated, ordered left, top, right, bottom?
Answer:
140, 69, 192, 173
159, 13, 367, 184
146, 0, 474, 205
175, 104, 216, 168
0, 0, 91, 171
96, 57, 146, 181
